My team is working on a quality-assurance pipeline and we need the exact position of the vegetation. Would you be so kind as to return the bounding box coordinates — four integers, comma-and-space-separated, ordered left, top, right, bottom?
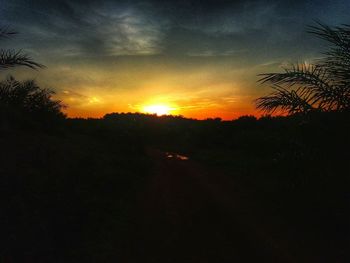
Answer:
0, 27, 43, 70
3, 112, 348, 261
0, 76, 65, 129
1, 23, 349, 261
1, 122, 150, 262
0, 27, 65, 130
256, 23, 350, 114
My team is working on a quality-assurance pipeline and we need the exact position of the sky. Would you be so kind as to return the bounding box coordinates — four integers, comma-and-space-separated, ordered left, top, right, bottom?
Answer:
0, 0, 349, 119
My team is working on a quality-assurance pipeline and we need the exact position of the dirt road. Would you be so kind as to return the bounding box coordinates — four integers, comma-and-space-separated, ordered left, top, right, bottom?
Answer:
121, 149, 319, 263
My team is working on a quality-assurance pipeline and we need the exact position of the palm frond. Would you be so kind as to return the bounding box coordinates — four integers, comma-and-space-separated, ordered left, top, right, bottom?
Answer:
259, 63, 333, 106
308, 22, 350, 85
0, 27, 17, 39
307, 22, 350, 49
259, 63, 330, 89
0, 49, 44, 70
256, 22, 350, 115
256, 85, 315, 115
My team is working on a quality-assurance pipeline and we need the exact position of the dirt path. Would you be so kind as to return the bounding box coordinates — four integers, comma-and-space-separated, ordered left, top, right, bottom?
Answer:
121, 149, 319, 263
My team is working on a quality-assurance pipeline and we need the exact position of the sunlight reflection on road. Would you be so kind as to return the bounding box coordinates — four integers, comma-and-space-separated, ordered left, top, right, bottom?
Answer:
166, 152, 189, 161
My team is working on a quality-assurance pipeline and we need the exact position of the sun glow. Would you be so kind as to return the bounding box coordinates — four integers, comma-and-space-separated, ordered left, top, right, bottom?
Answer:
142, 104, 173, 116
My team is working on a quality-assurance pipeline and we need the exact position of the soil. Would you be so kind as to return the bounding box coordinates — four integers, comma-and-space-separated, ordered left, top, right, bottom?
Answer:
121, 148, 323, 263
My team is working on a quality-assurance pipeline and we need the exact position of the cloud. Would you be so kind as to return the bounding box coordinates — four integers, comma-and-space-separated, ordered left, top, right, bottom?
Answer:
1, 0, 350, 119
0, 0, 166, 57
94, 7, 164, 56
2, 0, 350, 61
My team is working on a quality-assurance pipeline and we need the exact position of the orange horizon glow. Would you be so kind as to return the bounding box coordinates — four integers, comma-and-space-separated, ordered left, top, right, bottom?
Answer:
8, 48, 273, 123
56, 89, 260, 120
63, 106, 261, 120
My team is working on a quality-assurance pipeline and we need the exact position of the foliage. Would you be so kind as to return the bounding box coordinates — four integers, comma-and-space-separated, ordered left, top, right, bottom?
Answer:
0, 27, 64, 130
0, 76, 66, 128
1, 112, 349, 261
0, 26, 43, 70
256, 23, 350, 114
1, 128, 150, 261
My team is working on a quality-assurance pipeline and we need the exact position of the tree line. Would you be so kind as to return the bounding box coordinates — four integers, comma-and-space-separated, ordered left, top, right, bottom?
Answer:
0, 22, 349, 129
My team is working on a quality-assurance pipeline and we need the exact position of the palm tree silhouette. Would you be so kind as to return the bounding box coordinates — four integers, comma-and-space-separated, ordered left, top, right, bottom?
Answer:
0, 76, 64, 118
0, 27, 64, 127
256, 22, 350, 114
0, 26, 43, 70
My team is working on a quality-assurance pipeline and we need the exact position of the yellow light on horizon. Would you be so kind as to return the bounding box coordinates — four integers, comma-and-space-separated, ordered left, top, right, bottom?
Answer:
142, 104, 173, 116
88, 96, 101, 104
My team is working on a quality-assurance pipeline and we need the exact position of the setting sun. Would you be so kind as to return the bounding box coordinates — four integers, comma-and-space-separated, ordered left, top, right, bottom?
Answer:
142, 104, 173, 116
2, 1, 348, 261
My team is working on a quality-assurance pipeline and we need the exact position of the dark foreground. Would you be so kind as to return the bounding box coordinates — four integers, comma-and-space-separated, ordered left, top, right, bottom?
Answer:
1, 112, 349, 262
122, 148, 346, 263
123, 149, 293, 263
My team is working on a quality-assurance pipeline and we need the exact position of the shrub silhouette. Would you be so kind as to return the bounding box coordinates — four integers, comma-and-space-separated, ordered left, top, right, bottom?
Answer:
0, 27, 64, 130
0, 76, 65, 129
256, 23, 350, 114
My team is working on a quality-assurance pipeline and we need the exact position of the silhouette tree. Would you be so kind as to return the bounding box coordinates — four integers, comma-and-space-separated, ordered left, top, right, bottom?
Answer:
0, 27, 65, 129
256, 23, 350, 114
0, 76, 65, 124
0, 27, 43, 70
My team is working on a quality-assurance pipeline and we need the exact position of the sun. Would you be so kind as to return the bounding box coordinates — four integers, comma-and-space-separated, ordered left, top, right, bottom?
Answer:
142, 104, 172, 116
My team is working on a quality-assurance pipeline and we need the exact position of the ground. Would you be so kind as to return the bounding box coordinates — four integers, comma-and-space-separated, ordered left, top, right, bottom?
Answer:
121, 148, 329, 263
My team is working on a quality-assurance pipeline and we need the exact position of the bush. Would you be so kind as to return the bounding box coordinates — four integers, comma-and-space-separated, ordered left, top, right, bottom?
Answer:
0, 76, 65, 130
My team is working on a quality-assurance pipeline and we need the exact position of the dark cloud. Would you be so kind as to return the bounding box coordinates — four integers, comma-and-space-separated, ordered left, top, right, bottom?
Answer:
1, 0, 349, 118
1, 0, 349, 69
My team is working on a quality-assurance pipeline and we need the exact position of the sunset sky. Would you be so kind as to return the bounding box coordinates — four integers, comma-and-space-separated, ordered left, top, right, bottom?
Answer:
1, 0, 349, 119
